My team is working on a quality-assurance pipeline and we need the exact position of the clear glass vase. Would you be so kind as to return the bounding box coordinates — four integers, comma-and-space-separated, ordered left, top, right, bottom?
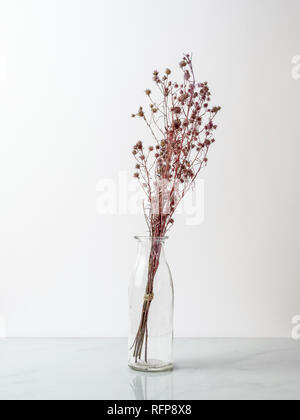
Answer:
128, 236, 174, 372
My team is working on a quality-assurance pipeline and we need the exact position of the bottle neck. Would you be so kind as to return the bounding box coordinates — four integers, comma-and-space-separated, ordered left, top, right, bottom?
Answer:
135, 237, 167, 259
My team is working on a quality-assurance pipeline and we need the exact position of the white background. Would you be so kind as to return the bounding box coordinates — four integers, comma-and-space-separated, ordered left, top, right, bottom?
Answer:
0, 0, 299, 338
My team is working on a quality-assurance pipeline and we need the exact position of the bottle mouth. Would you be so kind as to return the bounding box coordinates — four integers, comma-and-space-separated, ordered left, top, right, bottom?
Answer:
134, 236, 169, 242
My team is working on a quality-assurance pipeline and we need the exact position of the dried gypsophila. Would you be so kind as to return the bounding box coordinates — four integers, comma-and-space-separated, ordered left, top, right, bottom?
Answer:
129, 54, 221, 364
131, 53, 221, 237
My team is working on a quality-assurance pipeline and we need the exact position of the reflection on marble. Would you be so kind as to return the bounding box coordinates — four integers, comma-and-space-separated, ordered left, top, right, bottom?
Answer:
129, 370, 174, 400
0, 338, 300, 400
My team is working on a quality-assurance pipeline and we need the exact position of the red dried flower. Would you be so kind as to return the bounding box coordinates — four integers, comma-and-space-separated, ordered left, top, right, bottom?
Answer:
171, 106, 181, 114
131, 54, 220, 236
129, 54, 221, 368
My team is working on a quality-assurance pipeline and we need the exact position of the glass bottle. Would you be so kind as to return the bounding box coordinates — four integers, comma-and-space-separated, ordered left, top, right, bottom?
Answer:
128, 236, 174, 372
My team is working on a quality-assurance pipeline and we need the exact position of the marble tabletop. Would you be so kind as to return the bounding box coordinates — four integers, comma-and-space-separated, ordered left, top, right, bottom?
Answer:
0, 338, 299, 400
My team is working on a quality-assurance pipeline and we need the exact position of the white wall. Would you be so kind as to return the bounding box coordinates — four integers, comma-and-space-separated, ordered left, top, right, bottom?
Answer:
0, 0, 299, 338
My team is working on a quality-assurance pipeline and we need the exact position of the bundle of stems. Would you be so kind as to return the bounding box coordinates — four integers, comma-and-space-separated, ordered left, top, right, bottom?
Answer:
131, 54, 221, 362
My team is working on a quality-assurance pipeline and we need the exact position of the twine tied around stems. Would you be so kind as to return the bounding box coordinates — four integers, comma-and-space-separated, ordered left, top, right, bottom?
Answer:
144, 293, 154, 302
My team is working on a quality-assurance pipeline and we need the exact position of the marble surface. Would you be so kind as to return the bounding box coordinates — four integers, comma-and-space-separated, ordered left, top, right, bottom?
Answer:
0, 338, 299, 400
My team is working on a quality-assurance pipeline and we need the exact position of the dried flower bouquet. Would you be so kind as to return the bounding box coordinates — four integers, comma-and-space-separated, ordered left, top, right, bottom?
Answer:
130, 54, 221, 363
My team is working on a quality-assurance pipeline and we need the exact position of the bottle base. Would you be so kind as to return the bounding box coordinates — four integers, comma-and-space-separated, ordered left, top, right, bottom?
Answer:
128, 359, 173, 372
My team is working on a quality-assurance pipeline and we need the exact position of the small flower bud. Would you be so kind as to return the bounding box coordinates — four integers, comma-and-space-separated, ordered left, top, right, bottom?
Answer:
171, 106, 181, 114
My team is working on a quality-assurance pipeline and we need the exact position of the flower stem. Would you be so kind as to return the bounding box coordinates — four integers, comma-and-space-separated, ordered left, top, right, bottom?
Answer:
132, 239, 162, 363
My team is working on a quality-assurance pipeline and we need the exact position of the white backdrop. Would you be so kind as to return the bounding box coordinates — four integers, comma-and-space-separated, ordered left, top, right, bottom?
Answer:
0, 0, 299, 338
